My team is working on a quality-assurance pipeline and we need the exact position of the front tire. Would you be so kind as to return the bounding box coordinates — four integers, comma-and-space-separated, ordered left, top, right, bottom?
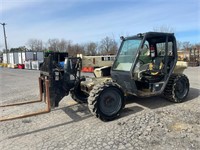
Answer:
88, 82, 125, 121
163, 74, 189, 103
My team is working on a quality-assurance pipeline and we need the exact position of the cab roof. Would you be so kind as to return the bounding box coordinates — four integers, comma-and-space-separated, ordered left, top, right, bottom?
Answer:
124, 32, 175, 40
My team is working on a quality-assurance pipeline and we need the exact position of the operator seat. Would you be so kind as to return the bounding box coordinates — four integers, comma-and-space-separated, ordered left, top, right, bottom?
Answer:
141, 57, 164, 83
149, 57, 164, 75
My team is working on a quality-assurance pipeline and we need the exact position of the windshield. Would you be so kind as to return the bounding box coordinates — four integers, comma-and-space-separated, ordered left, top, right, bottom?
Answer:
112, 39, 142, 71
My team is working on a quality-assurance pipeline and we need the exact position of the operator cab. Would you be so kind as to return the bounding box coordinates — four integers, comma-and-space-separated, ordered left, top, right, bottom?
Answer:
111, 32, 177, 97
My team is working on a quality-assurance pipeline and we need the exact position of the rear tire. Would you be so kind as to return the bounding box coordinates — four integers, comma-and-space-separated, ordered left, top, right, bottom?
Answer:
163, 74, 189, 103
88, 81, 125, 121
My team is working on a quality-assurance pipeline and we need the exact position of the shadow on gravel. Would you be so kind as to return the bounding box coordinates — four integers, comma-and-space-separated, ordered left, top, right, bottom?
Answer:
186, 88, 200, 101
8, 104, 92, 139
61, 104, 92, 122
124, 87, 199, 110
125, 95, 172, 110
121, 106, 144, 118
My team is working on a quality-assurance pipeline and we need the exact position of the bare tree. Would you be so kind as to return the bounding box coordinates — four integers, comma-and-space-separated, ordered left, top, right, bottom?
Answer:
182, 41, 191, 51
177, 41, 182, 51
27, 39, 43, 51
68, 43, 85, 56
58, 39, 72, 52
84, 42, 98, 55
99, 36, 118, 55
47, 39, 60, 52
47, 39, 72, 52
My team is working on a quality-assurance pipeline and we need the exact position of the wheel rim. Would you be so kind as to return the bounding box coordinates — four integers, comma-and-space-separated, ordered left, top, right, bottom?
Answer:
99, 88, 122, 116
175, 78, 188, 99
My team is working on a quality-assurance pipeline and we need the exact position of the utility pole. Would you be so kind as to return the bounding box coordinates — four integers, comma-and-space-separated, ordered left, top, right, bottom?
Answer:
0, 23, 8, 63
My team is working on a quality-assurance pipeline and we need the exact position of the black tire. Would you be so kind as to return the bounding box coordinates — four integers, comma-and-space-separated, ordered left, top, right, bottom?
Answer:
70, 85, 88, 103
163, 74, 189, 103
88, 81, 125, 121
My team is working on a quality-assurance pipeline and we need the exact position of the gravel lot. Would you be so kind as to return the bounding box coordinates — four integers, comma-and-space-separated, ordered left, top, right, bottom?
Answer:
0, 67, 200, 150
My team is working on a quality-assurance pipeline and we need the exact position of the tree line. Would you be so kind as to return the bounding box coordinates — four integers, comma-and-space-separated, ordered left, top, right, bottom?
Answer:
2, 34, 200, 57
8, 38, 200, 55
8, 36, 118, 56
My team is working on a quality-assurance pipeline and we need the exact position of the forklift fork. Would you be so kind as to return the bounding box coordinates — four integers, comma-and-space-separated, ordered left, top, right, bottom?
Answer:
0, 78, 51, 122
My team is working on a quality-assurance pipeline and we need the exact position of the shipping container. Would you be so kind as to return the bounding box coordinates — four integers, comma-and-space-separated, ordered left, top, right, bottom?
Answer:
18, 52, 26, 64
3, 51, 44, 65
9, 52, 19, 64
36, 52, 44, 61
3, 53, 8, 63
25, 52, 34, 61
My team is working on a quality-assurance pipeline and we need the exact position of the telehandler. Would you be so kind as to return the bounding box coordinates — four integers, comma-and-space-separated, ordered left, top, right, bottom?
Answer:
0, 32, 189, 121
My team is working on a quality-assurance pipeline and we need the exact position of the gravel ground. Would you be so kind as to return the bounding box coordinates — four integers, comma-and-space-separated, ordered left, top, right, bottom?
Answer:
0, 67, 199, 150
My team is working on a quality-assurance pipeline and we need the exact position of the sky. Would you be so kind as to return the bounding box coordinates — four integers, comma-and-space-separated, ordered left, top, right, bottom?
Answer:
0, 0, 200, 49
